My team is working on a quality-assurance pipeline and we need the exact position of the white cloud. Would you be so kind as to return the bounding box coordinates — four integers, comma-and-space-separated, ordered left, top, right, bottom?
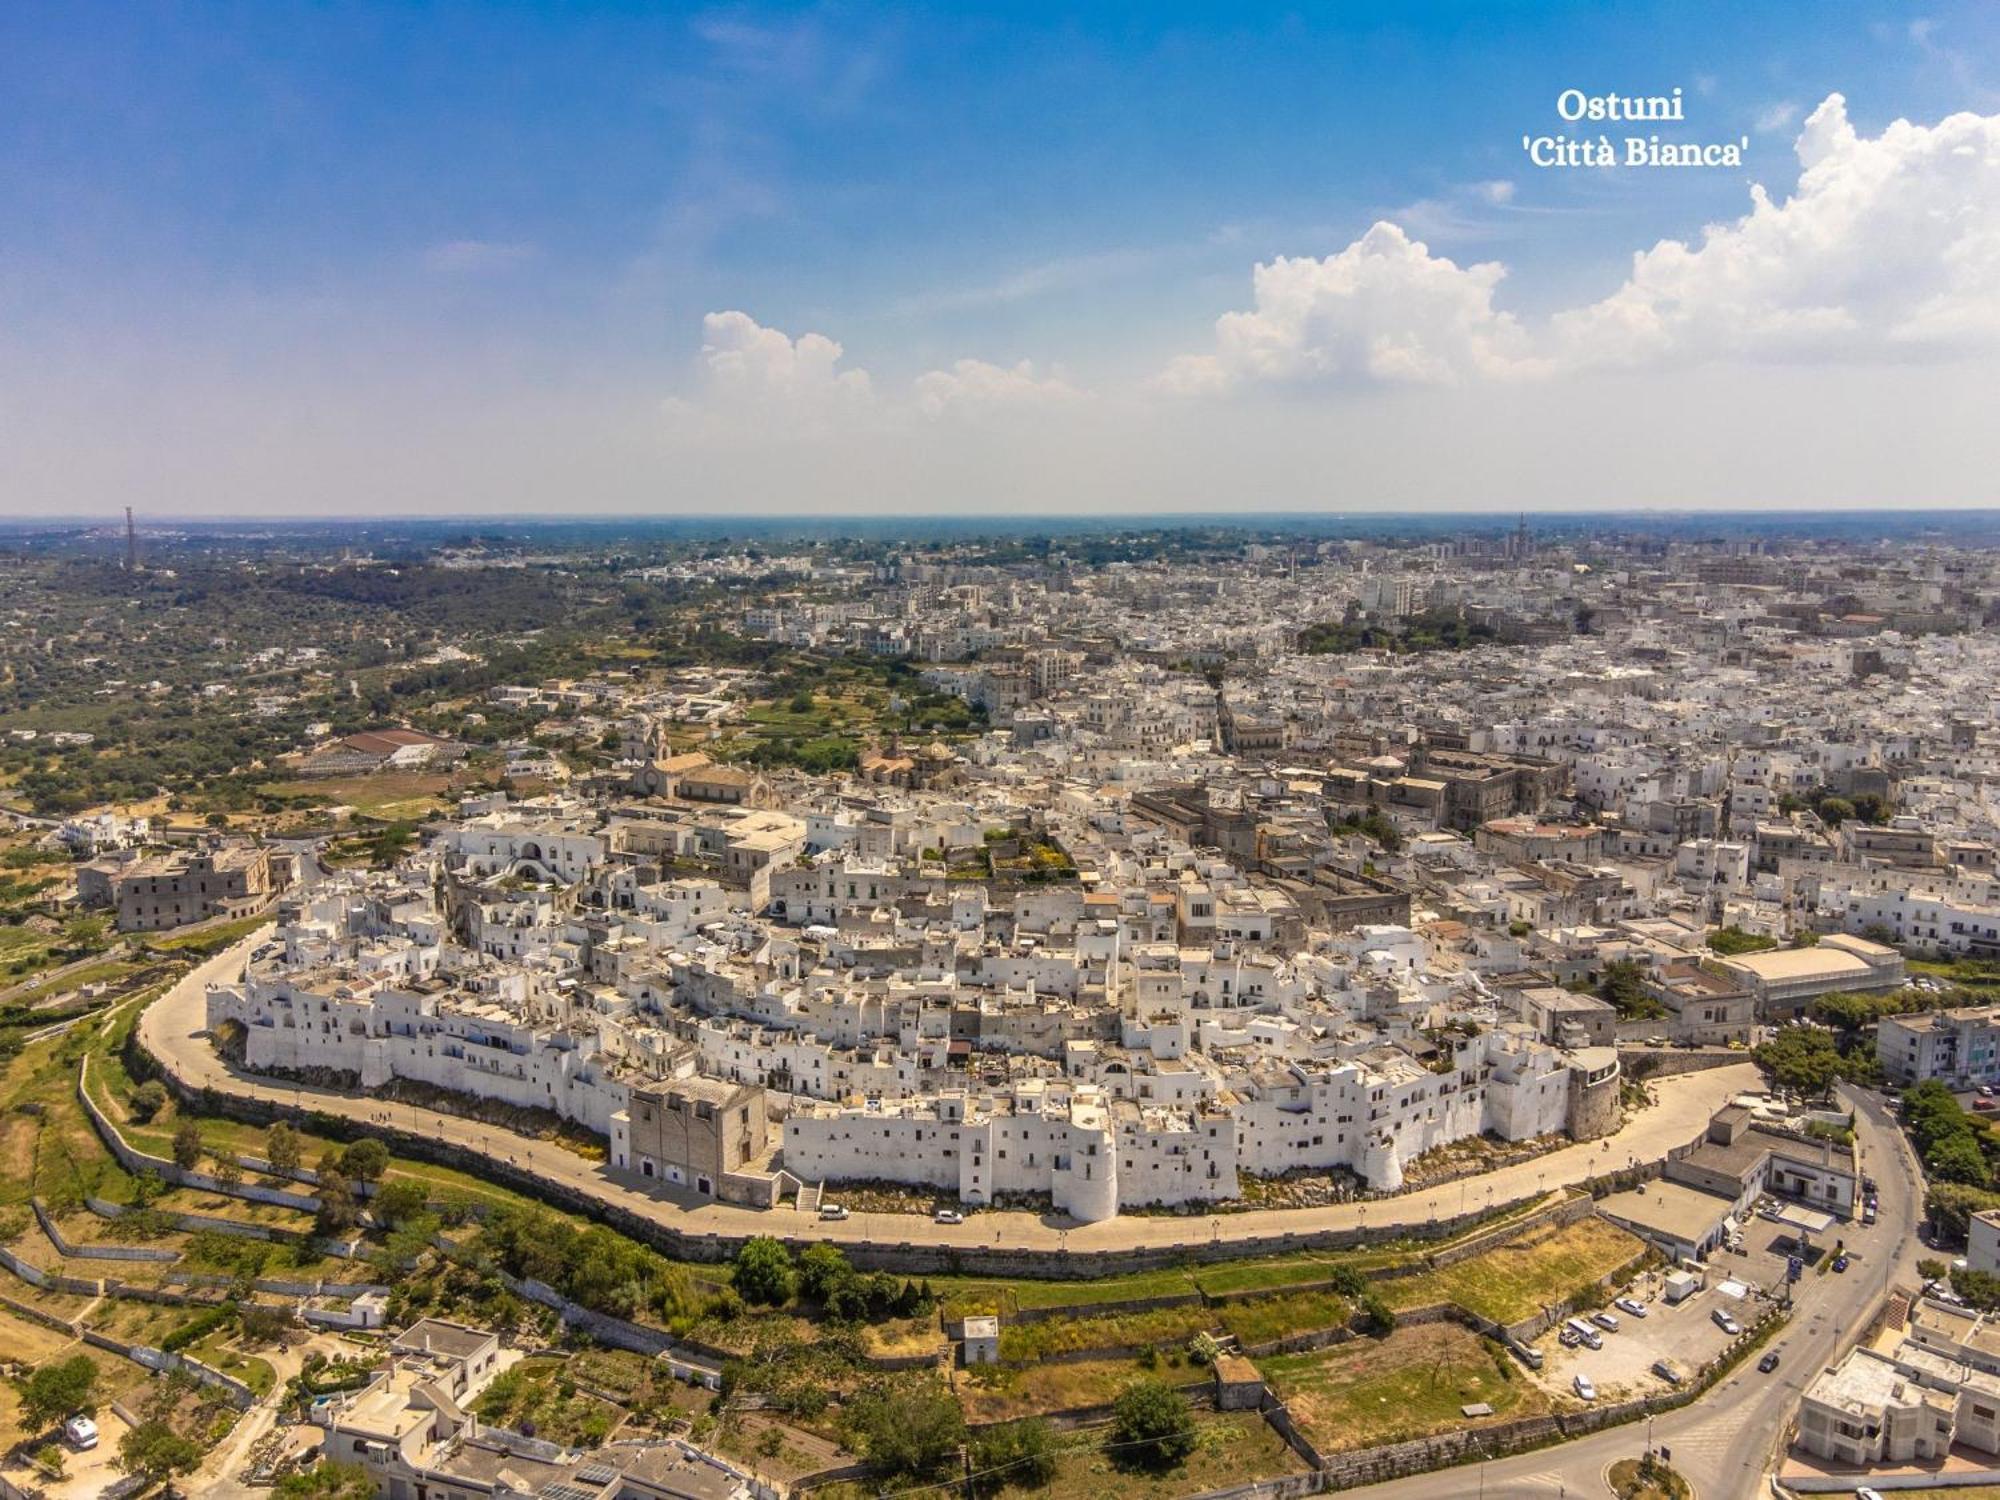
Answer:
423, 239, 537, 272
1155, 221, 1543, 393
1472, 179, 1516, 206
1162, 96, 2000, 393
1556, 94, 2000, 366
690, 309, 874, 411
912, 359, 1087, 418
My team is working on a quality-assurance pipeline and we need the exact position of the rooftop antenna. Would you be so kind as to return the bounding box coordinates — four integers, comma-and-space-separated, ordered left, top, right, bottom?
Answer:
124, 506, 137, 571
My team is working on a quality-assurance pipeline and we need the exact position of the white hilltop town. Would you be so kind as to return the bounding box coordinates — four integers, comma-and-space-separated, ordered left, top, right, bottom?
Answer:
20, 521, 2000, 1498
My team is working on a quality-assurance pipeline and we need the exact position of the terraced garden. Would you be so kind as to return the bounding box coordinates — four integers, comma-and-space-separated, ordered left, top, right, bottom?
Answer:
1261, 1320, 1548, 1454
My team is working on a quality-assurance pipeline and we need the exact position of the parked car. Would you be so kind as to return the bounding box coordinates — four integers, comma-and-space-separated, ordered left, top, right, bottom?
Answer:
1591, 1311, 1620, 1332
1758, 1350, 1781, 1373
1832, 1254, 1850, 1273
1558, 1327, 1581, 1348
933, 1208, 964, 1225
63, 1415, 98, 1451
1713, 1309, 1742, 1335
1573, 1374, 1596, 1402
818, 1202, 849, 1220
1862, 1203, 1877, 1226
1563, 1318, 1603, 1350
1615, 1296, 1649, 1318
1858, 1489, 1886, 1500
1652, 1358, 1687, 1387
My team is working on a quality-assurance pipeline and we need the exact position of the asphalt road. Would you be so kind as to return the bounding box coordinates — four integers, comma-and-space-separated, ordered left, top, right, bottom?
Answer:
1328, 1082, 1924, 1498
137, 929, 1764, 1258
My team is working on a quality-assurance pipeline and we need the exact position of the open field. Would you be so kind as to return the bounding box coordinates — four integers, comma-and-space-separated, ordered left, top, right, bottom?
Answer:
1260, 1320, 1548, 1454
809, 1410, 1306, 1500
254, 767, 475, 821
957, 1357, 1189, 1426
1379, 1216, 1646, 1325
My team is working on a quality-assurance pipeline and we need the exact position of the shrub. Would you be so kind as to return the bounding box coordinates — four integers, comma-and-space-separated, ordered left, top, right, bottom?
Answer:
1110, 1379, 1197, 1470
731, 1237, 795, 1307
129, 1080, 170, 1123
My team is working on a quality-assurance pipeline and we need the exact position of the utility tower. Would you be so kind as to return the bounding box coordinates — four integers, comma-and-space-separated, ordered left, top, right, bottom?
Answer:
124, 506, 138, 571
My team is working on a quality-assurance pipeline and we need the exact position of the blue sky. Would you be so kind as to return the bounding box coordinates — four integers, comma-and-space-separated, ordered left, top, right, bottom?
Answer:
3, 2, 1998, 514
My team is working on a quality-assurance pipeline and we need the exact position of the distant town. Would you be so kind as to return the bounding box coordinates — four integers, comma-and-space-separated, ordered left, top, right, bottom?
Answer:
3, 514, 2000, 1497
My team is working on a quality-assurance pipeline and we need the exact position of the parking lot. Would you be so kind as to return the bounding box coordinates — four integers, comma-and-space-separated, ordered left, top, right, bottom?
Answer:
1530, 1264, 1771, 1402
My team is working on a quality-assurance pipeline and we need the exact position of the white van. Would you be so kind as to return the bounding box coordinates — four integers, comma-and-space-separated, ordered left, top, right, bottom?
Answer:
1565, 1317, 1603, 1350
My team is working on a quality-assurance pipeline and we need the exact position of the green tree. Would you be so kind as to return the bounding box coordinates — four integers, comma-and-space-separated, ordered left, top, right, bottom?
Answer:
371, 1178, 428, 1227
315, 1168, 359, 1236
970, 1417, 1058, 1493
339, 1137, 389, 1186
128, 1169, 165, 1210
118, 1419, 202, 1482
1752, 1027, 1847, 1093
18, 1355, 97, 1431
210, 1149, 244, 1188
128, 1080, 170, 1124
1927, 1182, 2000, 1240
265, 1121, 302, 1175
852, 1375, 966, 1480
1927, 1133, 1991, 1187
171, 1118, 203, 1170
1818, 797, 1856, 828
1594, 960, 1665, 1021
1355, 1290, 1398, 1337
1955, 1268, 2000, 1312
795, 1242, 851, 1303
1110, 1379, 1198, 1470
731, 1236, 795, 1306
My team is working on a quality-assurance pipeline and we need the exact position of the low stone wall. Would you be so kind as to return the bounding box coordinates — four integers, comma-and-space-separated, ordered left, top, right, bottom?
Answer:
1427, 1191, 1594, 1271
1306, 1302, 1787, 1489
1186, 1476, 1326, 1500
0, 1241, 102, 1296
0, 1290, 79, 1335
1620, 1046, 1749, 1080
1009, 1290, 1203, 1324
135, 1020, 1661, 1275
32, 1198, 179, 1263
77, 1053, 321, 1211
78, 1327, 256, 1409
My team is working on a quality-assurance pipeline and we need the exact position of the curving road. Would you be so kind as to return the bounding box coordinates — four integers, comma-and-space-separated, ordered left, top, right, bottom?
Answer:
139, 930, 1764, 1258
1324, 1082, 1925, 1498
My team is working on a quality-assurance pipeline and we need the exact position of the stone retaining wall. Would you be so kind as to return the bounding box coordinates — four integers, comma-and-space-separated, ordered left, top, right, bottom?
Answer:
32, 1198, 179, 1263
78, 1327, 255, 1409
135, 1021, 1653, 1275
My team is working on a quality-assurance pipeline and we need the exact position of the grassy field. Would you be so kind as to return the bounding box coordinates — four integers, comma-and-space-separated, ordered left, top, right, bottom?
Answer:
934, 1194, 1563, 1323
998, 1303, 1217, 1362
142, 915, 273, 956
0, 957, 146, 1006
934, 1265, 1201, 1319
1261, 1320, 1546, 1454
1035, 1410, 1308, 1500
254, 768, 472, 821
1379, 1216, 1645, 1325
957, 1358, 1192, 1425
1215, 1290, 1352, 1348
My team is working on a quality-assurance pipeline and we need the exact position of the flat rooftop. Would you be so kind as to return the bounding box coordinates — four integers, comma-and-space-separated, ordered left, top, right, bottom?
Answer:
1597, 1181, 1733, 1245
